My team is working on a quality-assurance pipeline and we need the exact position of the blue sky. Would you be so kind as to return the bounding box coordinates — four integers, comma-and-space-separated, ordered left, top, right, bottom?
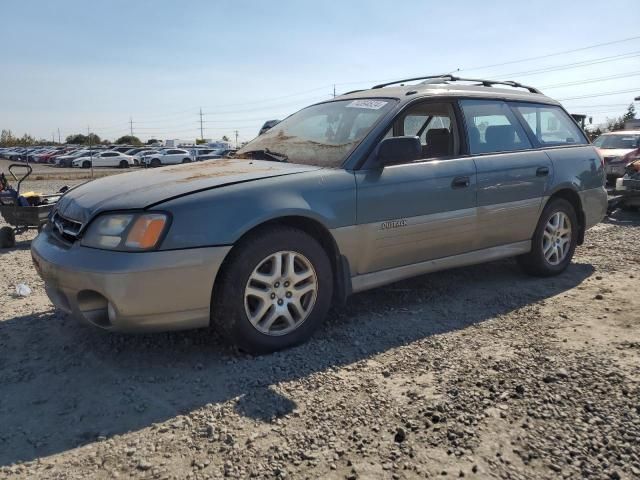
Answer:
1, 0, 638, 144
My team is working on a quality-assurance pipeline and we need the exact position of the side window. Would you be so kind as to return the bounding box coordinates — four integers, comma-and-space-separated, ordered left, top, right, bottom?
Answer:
459, 99, 532, 154
399, 102, 458, 159
512, 103, 587, 146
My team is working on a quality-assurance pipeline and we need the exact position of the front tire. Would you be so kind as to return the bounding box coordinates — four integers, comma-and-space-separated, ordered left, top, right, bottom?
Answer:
182, 158, 191, 163
119, 160, 129, 168
150, 158, 161, 168
82, 160, 91, 169
517, 198, 578, 277
212, 227, 333, 354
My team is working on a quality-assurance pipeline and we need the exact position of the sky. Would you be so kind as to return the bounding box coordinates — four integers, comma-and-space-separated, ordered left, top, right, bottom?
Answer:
1, 0, 639, 145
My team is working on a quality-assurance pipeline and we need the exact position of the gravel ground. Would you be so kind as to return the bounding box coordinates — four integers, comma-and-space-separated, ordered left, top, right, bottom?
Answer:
0, 198, 638, 479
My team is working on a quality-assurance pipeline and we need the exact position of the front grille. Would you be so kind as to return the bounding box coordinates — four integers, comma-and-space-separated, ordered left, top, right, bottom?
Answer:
50, 211, 83, 243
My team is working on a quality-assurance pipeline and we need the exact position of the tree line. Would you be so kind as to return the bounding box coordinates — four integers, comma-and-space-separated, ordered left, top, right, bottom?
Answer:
0, 130, 160, 147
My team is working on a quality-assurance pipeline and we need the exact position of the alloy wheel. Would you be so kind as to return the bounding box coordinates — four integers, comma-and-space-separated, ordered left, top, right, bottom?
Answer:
542, 211, 572, 265
244, 250, 318, 336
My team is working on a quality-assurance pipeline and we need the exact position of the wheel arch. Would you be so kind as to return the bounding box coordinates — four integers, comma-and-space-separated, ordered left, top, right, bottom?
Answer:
212, 215, 351, 314
544, 187, 585, 245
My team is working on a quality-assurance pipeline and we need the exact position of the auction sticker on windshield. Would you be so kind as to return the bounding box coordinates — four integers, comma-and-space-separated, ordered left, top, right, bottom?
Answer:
346, 100, 388, 110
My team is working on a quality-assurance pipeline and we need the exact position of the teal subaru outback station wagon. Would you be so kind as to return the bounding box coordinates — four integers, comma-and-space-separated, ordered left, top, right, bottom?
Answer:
32, 75, 607, 353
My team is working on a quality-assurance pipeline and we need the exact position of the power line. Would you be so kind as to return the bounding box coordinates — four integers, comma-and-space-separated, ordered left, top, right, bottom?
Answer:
80, 39, 640, 130
199, 85, 331, 110
567, 103, 631, 108
539, 71, 640, 89
498, 51, 640, 78
202, 94, 329, 116
458, 34, 640, 73
558, 88, 639, 101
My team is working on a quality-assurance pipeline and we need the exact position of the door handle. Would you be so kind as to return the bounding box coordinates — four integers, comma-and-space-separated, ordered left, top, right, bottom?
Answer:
451, 176, 470, 189
536, 166, 550, 177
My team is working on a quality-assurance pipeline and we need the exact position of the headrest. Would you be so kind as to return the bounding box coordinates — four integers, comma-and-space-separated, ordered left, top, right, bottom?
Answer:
485, 125, 516, 147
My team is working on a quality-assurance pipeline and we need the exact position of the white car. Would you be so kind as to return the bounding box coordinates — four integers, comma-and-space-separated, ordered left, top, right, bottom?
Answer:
144, 149, 193, 167
72, 151, 134, 169
135, 149, 160, 165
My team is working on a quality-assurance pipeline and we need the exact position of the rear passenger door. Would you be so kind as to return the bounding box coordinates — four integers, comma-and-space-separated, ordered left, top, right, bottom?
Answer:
165, 149, 181, 164
459, 99, 552, 250
355, 101, 478, 274
95, 152, 118, 167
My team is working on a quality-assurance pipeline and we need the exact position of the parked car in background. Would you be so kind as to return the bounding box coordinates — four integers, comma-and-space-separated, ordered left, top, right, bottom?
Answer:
144, 148, 193, 167
613, 158, 640, 211
32, 75, 607, 354
112, 146, 135, 153
134, 149, 159, 165
72, 150, 134, 168
124, 147, 155, 157
197, 148, 238, 160
56, 149, 96, 167
4, 148, 26, 161
592, 130, 640, 183
192, 148, 222, 161
259, 119, 280, 135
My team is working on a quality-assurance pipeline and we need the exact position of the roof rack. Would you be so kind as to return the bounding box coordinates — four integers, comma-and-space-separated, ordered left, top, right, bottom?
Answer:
371, 75, 541, 94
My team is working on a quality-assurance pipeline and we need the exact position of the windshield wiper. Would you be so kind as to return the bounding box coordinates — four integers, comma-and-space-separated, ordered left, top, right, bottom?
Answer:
241, 148, 288, 163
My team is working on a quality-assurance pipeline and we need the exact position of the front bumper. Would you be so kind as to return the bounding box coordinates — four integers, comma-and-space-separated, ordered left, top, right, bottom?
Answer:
31, 229, 231, 332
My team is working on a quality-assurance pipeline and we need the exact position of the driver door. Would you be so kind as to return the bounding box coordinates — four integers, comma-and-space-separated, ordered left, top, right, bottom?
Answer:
354, 101, 477, 275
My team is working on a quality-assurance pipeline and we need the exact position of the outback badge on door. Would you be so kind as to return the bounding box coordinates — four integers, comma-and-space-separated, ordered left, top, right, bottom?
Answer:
381, 219, 408, 230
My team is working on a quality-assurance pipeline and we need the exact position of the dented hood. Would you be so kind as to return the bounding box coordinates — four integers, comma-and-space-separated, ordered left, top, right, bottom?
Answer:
56, 159, 319, 223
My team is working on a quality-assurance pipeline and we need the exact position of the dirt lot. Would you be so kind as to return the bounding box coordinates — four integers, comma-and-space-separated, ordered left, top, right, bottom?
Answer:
0, 177, 638, 479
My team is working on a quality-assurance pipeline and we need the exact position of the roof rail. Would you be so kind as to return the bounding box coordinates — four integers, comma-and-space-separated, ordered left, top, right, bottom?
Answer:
371, 75, 541, 94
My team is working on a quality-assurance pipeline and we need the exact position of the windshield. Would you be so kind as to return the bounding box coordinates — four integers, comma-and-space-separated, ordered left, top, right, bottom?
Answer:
236, 98, 396, 167
593, 133, 640, 149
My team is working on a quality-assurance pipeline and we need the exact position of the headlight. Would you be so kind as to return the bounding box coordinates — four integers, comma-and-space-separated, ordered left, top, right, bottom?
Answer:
81, 212, 169, 251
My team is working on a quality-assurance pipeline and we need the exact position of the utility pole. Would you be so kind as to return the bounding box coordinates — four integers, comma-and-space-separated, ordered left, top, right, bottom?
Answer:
199, 108, 204, 141
333, 84, 336, 98
129, 116, 134, 137
234, 130, 239, 149
88, 126, 94, 179
52, 133, 55, 144
57, 128, 61, 144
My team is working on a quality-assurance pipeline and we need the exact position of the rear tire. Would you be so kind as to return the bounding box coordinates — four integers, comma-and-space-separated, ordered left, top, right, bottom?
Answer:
212, 227, 333, 354
0, 226, 16, 249
517, 198, 578, 277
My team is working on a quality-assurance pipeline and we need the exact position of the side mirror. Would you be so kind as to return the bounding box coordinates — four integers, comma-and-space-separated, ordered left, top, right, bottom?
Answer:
374, 136, 421, 167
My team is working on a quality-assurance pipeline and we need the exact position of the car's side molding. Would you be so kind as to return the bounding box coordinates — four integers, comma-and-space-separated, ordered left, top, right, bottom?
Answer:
350, 240, 531, 293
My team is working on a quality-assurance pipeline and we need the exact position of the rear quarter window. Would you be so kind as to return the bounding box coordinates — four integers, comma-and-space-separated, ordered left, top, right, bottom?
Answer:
511, 103, 587, 147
